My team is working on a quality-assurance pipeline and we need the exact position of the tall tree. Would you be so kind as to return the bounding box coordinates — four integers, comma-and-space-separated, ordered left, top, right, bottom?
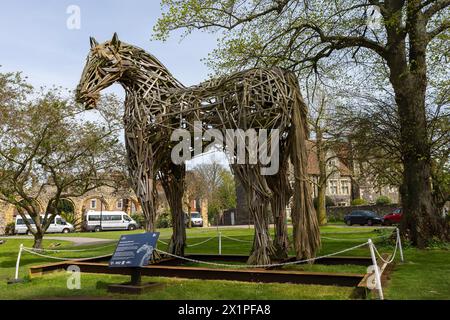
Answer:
0, 72, 124, 248
155, 0, 450, 246
191, 162, 237, 224
335, 89, 449, 208
184, 170, 207, 227
307, 88, 341, 225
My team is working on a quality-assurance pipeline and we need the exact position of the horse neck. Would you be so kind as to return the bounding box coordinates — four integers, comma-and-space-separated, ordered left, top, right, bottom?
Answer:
119, 50, 183, 102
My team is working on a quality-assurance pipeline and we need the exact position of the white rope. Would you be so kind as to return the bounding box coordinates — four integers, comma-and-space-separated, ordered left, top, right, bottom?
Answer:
22, 243, 117, 253
321, 232, 393, 241
321, 228, 395, 235
187, 236, 216, 247
372, 236, 399, 264
158, 237, 216, 247
222, 235, 253, 243
155, 241, 369, 269
22, 247, 113, 261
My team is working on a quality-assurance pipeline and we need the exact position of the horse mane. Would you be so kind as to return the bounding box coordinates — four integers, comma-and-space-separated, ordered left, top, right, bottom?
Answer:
118, 42, 184, 89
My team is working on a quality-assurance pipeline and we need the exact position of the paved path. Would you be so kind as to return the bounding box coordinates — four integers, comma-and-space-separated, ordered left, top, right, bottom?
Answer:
0, 236, 115, 246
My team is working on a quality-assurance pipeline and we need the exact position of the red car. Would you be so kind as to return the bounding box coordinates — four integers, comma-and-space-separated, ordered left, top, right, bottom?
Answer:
383, 208, 403, 225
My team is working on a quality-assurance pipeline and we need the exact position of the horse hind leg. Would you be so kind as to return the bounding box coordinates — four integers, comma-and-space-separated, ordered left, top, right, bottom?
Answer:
267, 161, 292, 259
289, 77, 321, 260
232, 165, 275, 265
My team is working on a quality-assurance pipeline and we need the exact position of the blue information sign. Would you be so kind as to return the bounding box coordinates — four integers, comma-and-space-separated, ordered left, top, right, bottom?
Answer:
109, 232, 160, 268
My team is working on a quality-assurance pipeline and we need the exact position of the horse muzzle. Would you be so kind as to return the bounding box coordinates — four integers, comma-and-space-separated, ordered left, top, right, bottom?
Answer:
76, 90, 98, 110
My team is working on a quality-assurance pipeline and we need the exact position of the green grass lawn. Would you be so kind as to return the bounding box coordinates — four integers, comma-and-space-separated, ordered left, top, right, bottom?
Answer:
0, 226, 448, 300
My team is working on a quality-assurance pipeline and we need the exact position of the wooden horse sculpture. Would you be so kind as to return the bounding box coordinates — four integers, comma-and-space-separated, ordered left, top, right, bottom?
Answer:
76, 34, 320, 264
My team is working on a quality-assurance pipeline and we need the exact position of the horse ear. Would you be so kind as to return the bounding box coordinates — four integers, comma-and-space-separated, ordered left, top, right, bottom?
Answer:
111, 32, 120, 49
90, 37, 98, 49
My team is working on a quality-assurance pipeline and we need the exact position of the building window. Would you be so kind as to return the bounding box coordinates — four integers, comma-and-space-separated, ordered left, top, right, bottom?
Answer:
329, 180, 338, 195
117, 199, 123, 209
341, 180, 350, 195
90, 199, 97, 209
328, 159, 336, 169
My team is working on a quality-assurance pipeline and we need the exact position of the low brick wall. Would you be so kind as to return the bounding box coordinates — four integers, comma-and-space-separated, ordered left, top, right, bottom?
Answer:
327, 204, 399, 221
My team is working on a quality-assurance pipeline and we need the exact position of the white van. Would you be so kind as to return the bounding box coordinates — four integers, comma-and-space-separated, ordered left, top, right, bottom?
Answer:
14, 215, 75, 235
83, 210, 138, 232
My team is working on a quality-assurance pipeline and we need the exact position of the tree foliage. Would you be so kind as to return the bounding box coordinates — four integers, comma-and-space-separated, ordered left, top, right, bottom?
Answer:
154, 0, 450, 246
190, 162, 236, 223
0, 72, 125, 248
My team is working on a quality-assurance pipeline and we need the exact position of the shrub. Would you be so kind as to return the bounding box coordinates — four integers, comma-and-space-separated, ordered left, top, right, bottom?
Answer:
60, 211, 82, 230
351, 198, 368, 206
156, 211, 172, 228
376, 195, 392, 205
4, 222, 15, 235
130, 213, 146, 229
327, 215, 342, 223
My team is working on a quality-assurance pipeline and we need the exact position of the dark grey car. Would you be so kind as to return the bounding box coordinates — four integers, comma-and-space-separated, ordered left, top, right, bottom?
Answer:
344, 210, 383, 226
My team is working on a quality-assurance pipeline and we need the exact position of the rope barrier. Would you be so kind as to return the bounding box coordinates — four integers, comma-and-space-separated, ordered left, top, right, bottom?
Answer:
24, 243, 117, 253
158, 236, 217, 247
187, 236, 216, 247
155, 241, 369, 269
372, 231, 401, 264
366, 228, 405, 300
22, 247, 113, 261
222, 235, 253, 243
321, 232, 393, 241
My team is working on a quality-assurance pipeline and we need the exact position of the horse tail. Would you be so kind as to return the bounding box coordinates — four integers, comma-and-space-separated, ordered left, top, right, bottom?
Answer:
286, 71, 321, 260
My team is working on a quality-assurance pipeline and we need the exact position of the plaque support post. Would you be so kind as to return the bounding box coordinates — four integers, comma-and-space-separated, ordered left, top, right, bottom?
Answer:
131, 267, 142, 286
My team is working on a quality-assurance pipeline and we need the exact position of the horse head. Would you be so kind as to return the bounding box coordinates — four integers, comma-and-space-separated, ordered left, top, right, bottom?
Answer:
76, 33, 124, 110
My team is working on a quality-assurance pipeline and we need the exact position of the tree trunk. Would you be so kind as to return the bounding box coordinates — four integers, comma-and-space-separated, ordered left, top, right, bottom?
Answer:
386, 27, 449, 246
33, 232, 43, 249
396, 91, 449, 246
315, 126, 327, 225
316, 184, 327, 225
351, 178, 361, 201
122, 198, 130, 215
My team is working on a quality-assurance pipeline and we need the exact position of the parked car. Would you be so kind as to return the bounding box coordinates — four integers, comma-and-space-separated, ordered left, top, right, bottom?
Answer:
184, 212, 204, 227
190, 212, 204, 227
383, 208, 403, 225
344, 210, 383, 226
14, 215, 74, 235
83, 210, 138, 232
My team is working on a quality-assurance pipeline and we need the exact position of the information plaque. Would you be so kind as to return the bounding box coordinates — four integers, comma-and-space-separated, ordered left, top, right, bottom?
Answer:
109, 232, 160, 268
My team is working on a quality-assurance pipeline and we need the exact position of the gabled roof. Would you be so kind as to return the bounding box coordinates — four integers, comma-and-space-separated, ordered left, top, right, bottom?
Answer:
306, 140, 352, 176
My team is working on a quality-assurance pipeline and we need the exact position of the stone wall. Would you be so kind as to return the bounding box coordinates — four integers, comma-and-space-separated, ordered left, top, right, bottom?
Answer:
327, 204, 399, 221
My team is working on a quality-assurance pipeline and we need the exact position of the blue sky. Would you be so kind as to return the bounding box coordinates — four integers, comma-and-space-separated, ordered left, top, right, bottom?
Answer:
0, 0, 228, 168
0, 0, 218, 91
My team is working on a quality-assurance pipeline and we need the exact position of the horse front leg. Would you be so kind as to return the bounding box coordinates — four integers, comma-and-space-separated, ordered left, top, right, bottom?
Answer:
160, 163, 186, 256
125, 133, 158, 232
